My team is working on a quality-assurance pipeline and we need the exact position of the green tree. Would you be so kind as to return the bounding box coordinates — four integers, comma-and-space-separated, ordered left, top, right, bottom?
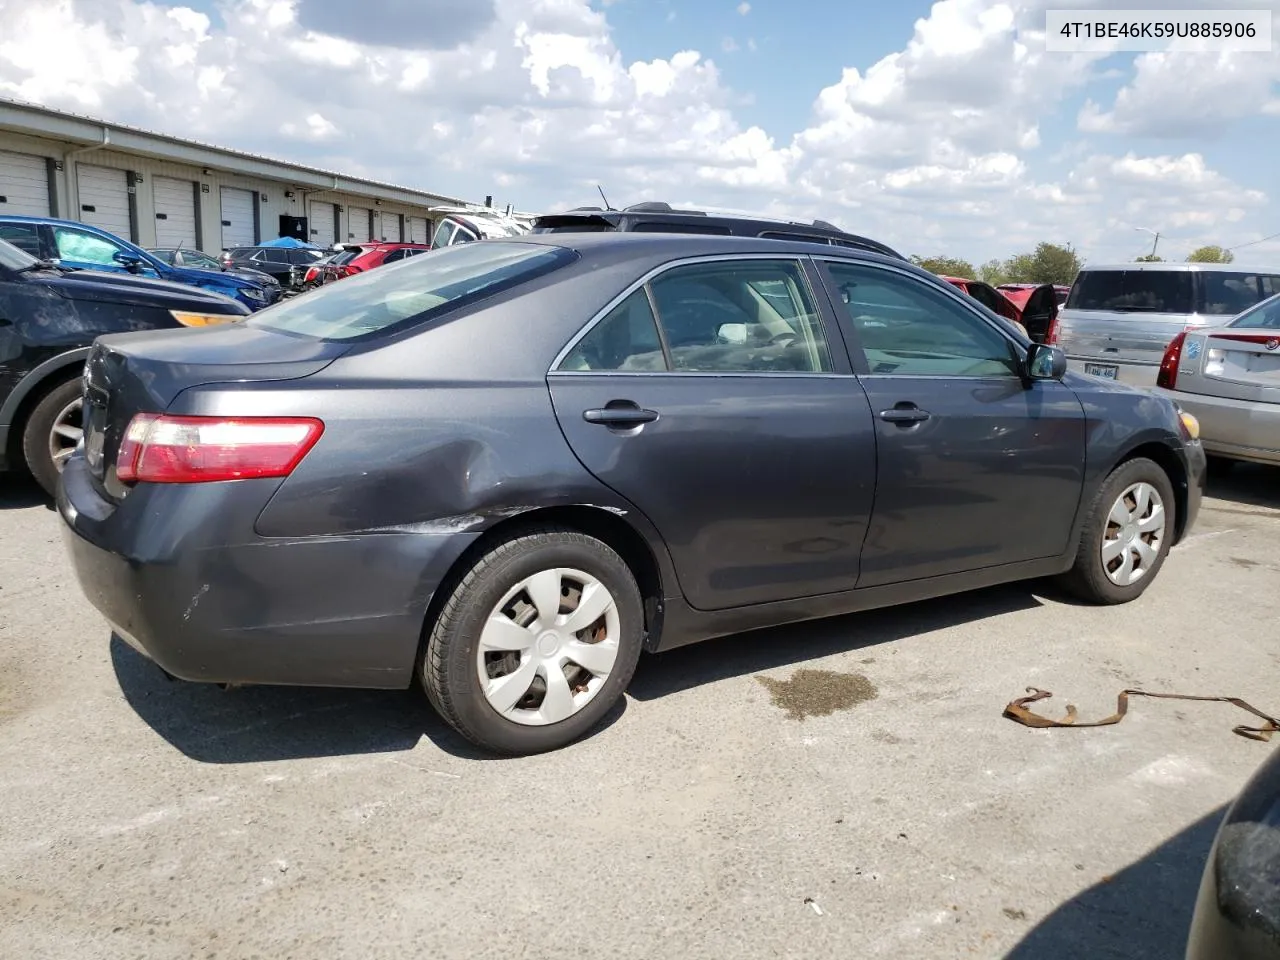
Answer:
990, 243, 1082, 285
1186, 245, 1234, 264
909, 254, 976, 278
1135, 254, 1164, 262
978, 258, 1012, 286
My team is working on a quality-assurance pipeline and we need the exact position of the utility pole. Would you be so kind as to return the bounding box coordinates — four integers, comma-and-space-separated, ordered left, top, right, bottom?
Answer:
1134, 226, 1161, 258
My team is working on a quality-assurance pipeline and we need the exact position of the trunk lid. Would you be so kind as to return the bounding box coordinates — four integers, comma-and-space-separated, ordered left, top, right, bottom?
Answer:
82, 324, 346, 493
1174, 328, 1280, 405
1054, 308, 1214, 365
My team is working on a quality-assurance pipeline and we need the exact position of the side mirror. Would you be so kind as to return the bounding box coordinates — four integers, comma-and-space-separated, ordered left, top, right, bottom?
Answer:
113, 251, 145, 272
1026, 343, 1067, 381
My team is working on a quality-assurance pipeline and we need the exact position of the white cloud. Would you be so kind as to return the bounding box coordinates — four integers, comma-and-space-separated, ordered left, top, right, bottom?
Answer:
0, 0, 1271, 268
737, 2, 751, 14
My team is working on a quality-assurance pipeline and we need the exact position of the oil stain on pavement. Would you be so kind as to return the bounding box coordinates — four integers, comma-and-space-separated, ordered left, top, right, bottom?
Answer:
756, 669, 878, 720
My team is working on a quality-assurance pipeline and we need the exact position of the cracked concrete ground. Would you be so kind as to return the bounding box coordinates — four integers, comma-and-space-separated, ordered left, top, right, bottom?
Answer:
1, 466, 1277, 959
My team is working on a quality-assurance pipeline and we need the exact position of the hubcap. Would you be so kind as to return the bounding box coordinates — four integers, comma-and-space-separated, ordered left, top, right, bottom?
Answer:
475, 567, 621, 727
1101, 481, 1166, 587
48, 397, 84, 471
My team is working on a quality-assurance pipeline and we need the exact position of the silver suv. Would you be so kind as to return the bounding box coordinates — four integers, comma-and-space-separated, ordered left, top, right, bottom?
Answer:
1055, 262, 1280, 385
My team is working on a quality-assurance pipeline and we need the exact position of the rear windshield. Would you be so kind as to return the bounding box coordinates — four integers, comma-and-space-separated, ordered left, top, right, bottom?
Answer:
1227, 293, 1280, 330
1066, 269, 1194, 313
246, 241, 575, 341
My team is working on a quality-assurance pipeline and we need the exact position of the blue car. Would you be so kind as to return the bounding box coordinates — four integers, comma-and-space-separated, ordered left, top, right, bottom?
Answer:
0, 216, 276, 311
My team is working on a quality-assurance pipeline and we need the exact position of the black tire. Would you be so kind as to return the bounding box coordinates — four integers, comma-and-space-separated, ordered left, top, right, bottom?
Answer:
1057, 457, 1177, 605
21, 377, 83, 498
422, 525, 644, 756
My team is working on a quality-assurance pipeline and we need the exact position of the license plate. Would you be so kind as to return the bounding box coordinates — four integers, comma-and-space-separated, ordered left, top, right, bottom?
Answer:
1085, 363, 1119, 380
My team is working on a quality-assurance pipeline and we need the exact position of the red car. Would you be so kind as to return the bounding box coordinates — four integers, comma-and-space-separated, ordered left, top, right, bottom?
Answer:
321, 242, 432, 284
941, 276, 1062, 344
939, 276, 1029, 334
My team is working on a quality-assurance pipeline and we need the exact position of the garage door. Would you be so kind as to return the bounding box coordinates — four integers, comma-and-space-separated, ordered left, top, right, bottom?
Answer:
408, 216, 430, 244
77, 164, 131, 239
220, 187, 256, 249
0, 150, 51, 217
153, 176, 197, 248
347, 206, 372, 242
309, 200, 336, 247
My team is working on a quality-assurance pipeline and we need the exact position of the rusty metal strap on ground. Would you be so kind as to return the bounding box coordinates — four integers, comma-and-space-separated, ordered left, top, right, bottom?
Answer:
1003, 687, 1280, 742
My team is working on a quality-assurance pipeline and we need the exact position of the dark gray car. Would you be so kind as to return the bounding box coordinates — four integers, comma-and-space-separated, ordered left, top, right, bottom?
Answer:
58, 234, 1207, 755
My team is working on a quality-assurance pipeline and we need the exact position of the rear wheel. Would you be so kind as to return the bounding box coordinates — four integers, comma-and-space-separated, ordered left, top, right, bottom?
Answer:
1057, 457, 1176, 605
20, 377, 84, 498
422, 526, 644, 755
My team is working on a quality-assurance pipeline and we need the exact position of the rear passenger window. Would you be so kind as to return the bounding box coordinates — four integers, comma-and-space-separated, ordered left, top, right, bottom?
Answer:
559, 290, 665, 371
1201, 273, 1265, 316
0, 223, 42, 257
1261, 276, 1280, 299
558, 261, 834, 374
649, 260, 832, 373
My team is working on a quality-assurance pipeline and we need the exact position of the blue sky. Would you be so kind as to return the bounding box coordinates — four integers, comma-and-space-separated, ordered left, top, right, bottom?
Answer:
1, 0, 1277, 266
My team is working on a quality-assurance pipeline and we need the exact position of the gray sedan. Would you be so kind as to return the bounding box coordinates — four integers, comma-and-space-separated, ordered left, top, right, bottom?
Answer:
1156, 293, 1280, 470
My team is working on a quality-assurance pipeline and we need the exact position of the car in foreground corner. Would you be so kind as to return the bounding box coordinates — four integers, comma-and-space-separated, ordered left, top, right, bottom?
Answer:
1155, 292, 1280, 472
0, 237, 248, 495
1185, 745, 1280, 960
58, 233, 1206, 756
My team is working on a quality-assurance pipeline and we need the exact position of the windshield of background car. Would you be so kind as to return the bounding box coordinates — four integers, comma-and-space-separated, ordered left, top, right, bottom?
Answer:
0, 236, 39, 271
246, 240, 576, 341
1066, 269, 1194, 313
1227, 293, 1280, 330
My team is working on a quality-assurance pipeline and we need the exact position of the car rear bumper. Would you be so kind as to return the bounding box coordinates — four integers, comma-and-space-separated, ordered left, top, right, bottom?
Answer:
57, 455, 477, 689
1158, 388, 1280, 466
1066, 357, 1161, 387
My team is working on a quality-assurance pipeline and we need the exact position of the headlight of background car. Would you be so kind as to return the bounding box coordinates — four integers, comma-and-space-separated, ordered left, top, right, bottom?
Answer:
242, 286, 266, 302
170, 310, 242, 327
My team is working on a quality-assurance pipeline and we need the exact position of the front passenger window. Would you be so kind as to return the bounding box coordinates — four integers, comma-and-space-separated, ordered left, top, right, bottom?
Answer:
826, 263, 1019, 377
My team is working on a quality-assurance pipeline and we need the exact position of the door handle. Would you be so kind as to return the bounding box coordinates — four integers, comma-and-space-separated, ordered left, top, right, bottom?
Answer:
583, 403, 659, 426
879, 403, 931, 425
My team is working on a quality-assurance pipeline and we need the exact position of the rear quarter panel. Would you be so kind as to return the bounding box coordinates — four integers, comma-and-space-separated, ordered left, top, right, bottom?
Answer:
171, 254, 683, 582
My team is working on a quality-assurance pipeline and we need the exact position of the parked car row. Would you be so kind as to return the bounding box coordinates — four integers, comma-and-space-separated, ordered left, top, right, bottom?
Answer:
0, 215, 279, 311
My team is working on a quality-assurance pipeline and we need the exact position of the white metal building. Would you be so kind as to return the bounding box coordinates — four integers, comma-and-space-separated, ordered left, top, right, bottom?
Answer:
0, 98, 472, 253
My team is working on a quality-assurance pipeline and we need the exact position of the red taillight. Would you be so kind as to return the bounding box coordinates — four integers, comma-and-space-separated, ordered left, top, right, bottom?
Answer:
304, 267, 319, 282
115, 415, 324, 484
1044, 311, 1060, 345
1156, 331, 1188, 389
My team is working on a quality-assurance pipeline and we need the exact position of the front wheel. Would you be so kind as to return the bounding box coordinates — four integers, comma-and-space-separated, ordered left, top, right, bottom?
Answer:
21, 377, 84, 497
422, 526, 644, 755
1057, 457, 1177, 605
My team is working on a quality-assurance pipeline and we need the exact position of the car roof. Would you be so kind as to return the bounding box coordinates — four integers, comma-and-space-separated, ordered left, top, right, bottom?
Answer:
532, 203, 903, 258
1081, 262, 1277, 273
483, 231, 919, 272
0, 214, 105, 228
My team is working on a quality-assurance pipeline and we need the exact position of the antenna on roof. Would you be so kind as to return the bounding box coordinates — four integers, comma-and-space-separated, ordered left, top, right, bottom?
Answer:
597, 184, 615, 211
